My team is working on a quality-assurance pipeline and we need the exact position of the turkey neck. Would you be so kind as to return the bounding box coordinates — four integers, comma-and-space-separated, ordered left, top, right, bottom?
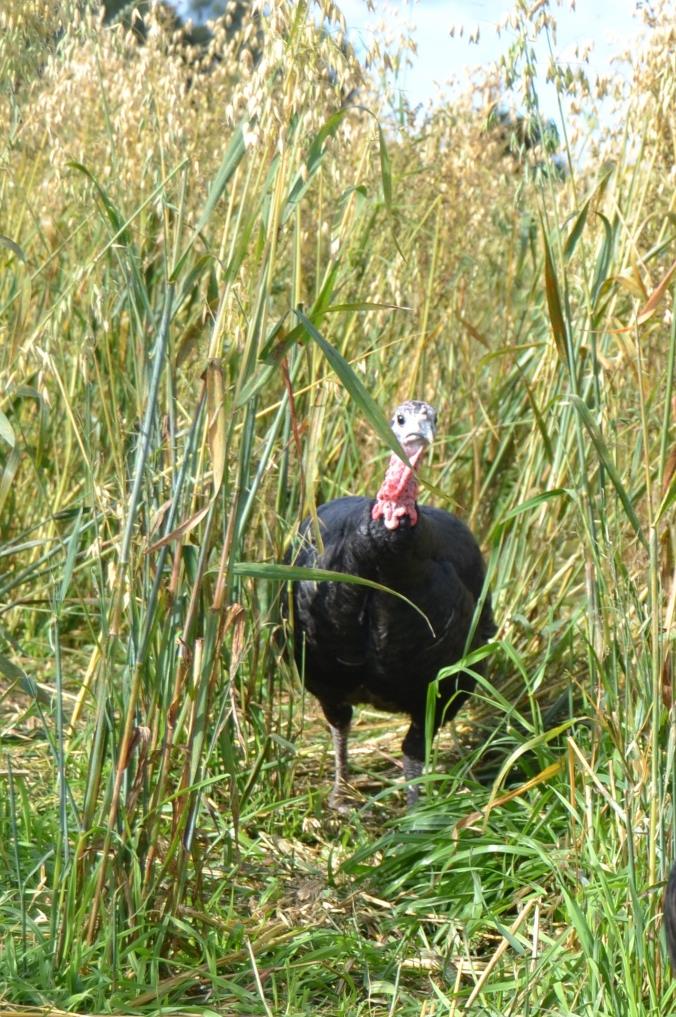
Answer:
371, 446, 424, 530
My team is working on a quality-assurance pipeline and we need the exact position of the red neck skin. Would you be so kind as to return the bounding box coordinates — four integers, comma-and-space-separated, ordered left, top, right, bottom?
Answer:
371, 446, 424, 530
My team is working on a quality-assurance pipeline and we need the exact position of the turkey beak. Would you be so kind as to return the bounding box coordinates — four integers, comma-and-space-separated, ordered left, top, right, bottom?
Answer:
419, 419, 436, 447
402, 420, 435, 457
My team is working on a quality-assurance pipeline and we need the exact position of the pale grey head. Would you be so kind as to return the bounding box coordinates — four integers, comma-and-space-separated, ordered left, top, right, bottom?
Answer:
390, 400, 438, 457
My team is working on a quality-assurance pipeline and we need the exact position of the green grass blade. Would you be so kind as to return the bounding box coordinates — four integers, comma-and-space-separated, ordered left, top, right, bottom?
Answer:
570, 395, 646, 545
294, 307, 409, 462
234, 561, 434, 633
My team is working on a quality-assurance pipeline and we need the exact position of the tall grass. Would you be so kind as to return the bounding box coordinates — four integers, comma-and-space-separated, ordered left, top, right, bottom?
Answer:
1, 0, 675, 1012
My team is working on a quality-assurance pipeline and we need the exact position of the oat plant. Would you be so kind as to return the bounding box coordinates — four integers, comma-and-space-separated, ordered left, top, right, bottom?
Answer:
1, 1, 675, 1013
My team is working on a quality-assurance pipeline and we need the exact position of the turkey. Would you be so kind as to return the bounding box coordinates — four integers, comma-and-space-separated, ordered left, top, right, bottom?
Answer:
666, 861, 676, 972
285, 399, 496, 807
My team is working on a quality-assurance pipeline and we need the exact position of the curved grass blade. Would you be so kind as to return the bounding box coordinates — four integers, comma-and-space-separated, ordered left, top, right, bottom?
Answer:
0, 234, 27, 262
0, 410, 15, 447
490, 488, 571, 540
563, 198, 590, 262
195, 124, 246, 235
591, 211, 616, 307
378, 124, 405, 261
636, 256, 676, 325
283, 108, 352, 223
563, 162, 614, 262
570, 395, 646, 546
233, 561, 434, 634
68, 161, 131, 245
172, 125, 246, 279
542, 227, 567, 361
294, 307, 409, 463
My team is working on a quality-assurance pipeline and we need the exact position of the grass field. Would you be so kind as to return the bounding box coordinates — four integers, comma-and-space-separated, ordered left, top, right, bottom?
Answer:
1, 0, 675, 1012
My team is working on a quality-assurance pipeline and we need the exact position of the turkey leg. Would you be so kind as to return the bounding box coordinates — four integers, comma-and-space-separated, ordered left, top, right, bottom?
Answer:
402, 720, 426, 806
320, 702, 353, 809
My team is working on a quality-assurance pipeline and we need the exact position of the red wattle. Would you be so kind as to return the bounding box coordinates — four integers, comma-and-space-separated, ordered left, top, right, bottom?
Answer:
371, 447, 423, 530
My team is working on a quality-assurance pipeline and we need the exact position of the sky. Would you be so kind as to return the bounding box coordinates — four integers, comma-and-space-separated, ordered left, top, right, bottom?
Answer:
175, 0, 644, 123
334, 0, 642, 121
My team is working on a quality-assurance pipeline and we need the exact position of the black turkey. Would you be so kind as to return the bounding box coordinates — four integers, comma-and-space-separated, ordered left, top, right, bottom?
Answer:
286, 400, 496, 807
666, 861, 676, 972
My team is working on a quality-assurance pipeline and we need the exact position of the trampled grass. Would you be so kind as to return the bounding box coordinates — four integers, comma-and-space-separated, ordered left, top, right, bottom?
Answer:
1, 0, 675, 1013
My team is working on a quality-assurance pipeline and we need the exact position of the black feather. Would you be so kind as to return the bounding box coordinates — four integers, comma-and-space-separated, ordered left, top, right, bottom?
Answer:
665, 861, 676, 972
285, 467, 496, 806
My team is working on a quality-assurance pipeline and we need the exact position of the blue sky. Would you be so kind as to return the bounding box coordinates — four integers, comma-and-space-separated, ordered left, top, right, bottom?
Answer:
175, 0, 642, 123
337, 0, 640, 121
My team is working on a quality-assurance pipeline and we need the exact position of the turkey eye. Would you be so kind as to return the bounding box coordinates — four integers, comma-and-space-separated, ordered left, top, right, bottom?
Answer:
396, 414, 405, 425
